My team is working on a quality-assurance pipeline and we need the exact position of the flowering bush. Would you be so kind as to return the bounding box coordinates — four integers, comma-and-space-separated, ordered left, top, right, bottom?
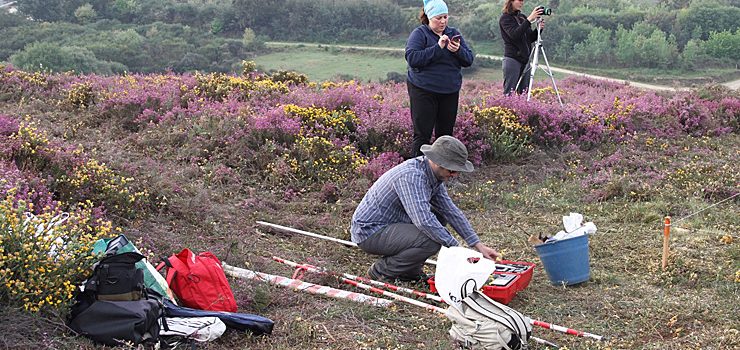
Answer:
667, 94, 720, 137
0, 161, 57, 213
283, 104, 359, 139
472, 106, 534, 162
0, 67, 737, 193
4, 120, 149, 218
270, 135, 367, 186
65, 82, 95, 109
359, 151, 404, 180
0, 197, 114, 312
0, 65, 49, 101
269, 70, 309, 85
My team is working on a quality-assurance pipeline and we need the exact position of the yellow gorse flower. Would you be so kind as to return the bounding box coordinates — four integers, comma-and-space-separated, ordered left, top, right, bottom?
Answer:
271, 135, 367, 185
472, 106, 533, 161
66, 82, 95, 109
0, 197, 112, 313
282, 104, 360, 139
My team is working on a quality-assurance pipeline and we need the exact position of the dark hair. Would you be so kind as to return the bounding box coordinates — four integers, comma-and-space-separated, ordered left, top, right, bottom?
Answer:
419, 8, 429, 25
502, 0, 517, 14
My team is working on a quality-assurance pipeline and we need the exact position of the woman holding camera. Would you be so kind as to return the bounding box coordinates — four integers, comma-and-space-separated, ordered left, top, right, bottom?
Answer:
499, 0, 545, 95
405, 0, 474, 157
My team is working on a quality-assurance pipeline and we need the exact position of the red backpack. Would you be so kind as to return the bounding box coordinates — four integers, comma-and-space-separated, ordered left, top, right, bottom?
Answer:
157, 249, 237, 312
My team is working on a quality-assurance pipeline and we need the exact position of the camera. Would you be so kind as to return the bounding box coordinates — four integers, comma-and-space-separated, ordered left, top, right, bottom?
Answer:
535, 5, 552, 16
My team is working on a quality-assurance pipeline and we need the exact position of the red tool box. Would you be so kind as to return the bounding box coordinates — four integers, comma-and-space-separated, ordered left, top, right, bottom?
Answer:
428, 260, 535, 305
494, 259, 536, 291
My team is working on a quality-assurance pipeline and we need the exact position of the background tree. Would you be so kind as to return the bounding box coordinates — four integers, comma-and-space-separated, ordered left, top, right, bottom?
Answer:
571, 27, 614, 66
615, 22, 678, 68
679, 39, 705, 70
456, 2, 499, 41
242, 28, 256, 47
74, 4, 97, 24
16, 0, 87, 22
78, 28, 145, 71
9, 41, 124, 74
703, 29, 740, 67
674, 2, 740, 47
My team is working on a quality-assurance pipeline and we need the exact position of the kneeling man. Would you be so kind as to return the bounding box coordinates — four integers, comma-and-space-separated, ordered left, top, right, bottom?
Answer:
351, 136, 499, 281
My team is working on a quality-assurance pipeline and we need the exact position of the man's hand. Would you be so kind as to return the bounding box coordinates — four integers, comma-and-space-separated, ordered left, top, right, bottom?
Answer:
473, 242, 500, 261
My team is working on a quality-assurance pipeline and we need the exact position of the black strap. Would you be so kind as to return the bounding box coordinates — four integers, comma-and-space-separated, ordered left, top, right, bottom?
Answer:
161, 257, 173, 268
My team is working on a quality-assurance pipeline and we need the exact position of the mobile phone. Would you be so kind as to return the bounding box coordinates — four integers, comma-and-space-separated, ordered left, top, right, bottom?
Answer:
451, 34, 462, 42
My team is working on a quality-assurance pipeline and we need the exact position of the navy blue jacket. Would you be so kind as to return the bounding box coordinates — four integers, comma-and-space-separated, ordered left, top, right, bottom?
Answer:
405, 25, 474, 94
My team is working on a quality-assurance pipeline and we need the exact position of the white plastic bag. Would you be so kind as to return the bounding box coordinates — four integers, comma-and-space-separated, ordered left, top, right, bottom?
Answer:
548, 212, 597, 242
435, 246, 498, 312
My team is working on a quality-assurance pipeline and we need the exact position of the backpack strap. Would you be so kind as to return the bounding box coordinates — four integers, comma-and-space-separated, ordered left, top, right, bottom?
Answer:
475, 291, 529, 336
464, 296, 519, 335
155, 257, 171, 272
83, 265, 102, 294
463, 292, 529, 348
158, 255, 188, 288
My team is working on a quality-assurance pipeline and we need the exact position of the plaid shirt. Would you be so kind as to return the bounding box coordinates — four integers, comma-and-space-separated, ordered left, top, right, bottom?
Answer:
350, 156, 481, 248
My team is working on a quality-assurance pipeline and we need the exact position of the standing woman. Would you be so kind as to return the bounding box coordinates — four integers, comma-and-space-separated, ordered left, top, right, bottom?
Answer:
499, 0, 544, 95
406, 0, 474, 157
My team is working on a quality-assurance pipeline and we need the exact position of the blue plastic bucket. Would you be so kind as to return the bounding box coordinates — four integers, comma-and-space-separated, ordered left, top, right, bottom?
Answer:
534, 234, 590, 285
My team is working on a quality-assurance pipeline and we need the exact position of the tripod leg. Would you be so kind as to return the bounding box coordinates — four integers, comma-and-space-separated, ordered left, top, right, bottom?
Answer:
538, 47, 563, 106
526, 45, 539, 102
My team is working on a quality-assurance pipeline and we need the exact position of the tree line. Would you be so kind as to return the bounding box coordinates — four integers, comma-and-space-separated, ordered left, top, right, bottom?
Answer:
1, 0, 738, 74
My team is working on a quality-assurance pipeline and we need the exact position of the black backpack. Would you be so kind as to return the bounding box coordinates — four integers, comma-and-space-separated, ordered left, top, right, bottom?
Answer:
84, 252, 146, 301
69, 252, 166, 346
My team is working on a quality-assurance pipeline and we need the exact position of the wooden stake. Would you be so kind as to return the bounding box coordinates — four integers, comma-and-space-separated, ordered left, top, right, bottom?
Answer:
662, 216, 671, 270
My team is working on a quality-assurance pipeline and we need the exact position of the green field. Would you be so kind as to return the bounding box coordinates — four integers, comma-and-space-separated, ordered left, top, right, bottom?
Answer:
253, 46, 408, 82
258, 42, 739, 87
253, 45, 567, 83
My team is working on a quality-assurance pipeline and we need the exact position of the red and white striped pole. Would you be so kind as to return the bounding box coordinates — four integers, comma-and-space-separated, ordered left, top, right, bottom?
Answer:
259, 259, 561, 348
531, 319, 605, 341
221, 263, 393, 308
271, 256, 446, 314
272, 256, 604, 343
272, 256, 445, 304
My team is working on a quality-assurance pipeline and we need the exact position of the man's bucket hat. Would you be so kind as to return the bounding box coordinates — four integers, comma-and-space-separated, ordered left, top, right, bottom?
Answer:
420, 135, 474, 173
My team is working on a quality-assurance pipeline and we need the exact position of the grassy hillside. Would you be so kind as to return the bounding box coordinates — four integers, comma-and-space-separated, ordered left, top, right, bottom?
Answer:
0, 64, 738, 349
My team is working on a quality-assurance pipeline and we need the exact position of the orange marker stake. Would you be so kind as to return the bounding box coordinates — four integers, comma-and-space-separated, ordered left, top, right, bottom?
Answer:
662, 216, 671, 270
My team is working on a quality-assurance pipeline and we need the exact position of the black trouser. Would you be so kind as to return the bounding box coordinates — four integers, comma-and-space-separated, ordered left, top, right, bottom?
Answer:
358, 223, 442, 280
407, 81, 460, 157
502, 57, 530, 96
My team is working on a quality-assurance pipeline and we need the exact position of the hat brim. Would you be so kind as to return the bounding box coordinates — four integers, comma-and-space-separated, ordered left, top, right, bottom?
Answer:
421, 145, 474, 173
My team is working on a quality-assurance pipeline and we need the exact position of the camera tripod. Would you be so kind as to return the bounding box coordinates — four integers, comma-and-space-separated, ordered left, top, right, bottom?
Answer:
515, 18, 563, 106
